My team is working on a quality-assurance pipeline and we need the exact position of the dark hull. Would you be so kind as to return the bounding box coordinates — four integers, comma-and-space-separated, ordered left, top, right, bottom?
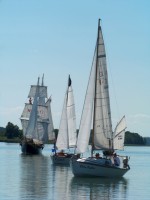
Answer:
20, 141, 43, 155
51, 153, 74, 165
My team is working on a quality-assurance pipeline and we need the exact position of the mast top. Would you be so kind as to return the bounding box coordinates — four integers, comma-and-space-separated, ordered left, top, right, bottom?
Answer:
37, 77, 40, 86
42, 74, 44, 86
98, 18, 101, 26
68, 74, 72, 87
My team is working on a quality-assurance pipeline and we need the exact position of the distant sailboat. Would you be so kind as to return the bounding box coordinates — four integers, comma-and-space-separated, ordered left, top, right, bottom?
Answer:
20, 75, 55, 154
71, 19, 130, 177
51, 75, 77, 165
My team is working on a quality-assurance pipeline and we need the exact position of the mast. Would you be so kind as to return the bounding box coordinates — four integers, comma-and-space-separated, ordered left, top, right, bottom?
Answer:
66, 75, 70, 148
42, 74, 44, 86
91, 19, 101, 157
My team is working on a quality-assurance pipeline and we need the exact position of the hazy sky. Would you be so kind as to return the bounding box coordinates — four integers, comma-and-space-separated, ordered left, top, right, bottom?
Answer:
0, 0, 150, 136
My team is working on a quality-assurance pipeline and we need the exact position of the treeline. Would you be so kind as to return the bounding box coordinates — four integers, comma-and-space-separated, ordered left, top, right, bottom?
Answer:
0, 122, 149, 145
124, 131, 146, 145
0, 122, 22, 142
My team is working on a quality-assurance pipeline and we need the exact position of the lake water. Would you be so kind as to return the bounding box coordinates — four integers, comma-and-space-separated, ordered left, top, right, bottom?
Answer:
0, 143, 150, 200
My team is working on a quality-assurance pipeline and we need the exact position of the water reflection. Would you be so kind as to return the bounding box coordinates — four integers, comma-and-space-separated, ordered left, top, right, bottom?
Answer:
19, 152, 129, 200
70, 177, 128, 200
51, 164, 71, 200
19, 154, 50, 200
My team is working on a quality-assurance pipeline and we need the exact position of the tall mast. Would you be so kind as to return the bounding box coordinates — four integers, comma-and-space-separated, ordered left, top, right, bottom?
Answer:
42, 74, 44, 86
91, 19, 101, 157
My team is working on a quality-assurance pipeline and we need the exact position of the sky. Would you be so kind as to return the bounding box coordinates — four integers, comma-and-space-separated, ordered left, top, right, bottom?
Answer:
0, 0, 150, 137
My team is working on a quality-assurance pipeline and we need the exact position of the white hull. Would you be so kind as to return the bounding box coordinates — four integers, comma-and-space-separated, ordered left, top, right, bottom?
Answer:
51, 154, 73, 165
71, 157, 130, 178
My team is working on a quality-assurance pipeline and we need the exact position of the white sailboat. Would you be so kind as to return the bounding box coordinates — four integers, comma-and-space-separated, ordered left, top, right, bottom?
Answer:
20, 75, 55, 154
51, 75, 77, 165
71, 19, 130, 177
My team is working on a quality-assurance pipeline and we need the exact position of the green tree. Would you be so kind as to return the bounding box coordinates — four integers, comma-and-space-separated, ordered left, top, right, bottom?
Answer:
5, 122, 20, 139
125, 131, 145, 145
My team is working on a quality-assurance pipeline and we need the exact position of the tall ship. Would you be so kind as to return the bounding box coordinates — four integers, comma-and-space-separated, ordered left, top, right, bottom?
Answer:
20, 75, 55, 154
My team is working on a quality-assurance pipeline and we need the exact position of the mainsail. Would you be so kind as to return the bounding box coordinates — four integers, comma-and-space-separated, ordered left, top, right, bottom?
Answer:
56, 75, 77, 150
93, 21, 113, 150
76, 19, 126, 154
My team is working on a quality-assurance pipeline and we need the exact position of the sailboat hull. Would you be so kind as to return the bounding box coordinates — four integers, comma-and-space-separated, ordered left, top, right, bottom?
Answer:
51, 154, 74, 165
20, 141, 43, 155
71, 158, 130, 178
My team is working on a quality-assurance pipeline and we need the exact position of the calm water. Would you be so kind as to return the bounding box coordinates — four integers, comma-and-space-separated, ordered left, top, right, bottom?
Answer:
0, 143, 150, 200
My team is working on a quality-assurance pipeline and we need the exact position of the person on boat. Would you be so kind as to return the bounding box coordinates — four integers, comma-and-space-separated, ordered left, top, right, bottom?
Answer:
123, 157, 130, 169
57, 150, 65, 156
113, 153, 120, 166
29, 97, 32, 104
72, 154, 80, 159
95, 153, 101, 159
103, 150, 114, 157
52, 147, 56, 155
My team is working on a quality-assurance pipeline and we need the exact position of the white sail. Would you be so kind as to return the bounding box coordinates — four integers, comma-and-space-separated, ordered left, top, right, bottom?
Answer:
36, 121, 48, 142
20, 76, 53, 143
76, 52, 96, 154
37, 105, 49, 121
21, 103, 48, 121
46, 97, 55, 141
20, 103, 49, 137
113, 116, 126, 150
20, 119, 28, 137
20, 103, 32, 120
31, 102, 49, 142
67, 84, 77, 147
20, 103, 32, 136
93, 24, 113, 150
76, 20, 123, 154
25, 78, 39, 139
56, 75, 77, 150
56, 92, 68, 150
28, 85, 47, 99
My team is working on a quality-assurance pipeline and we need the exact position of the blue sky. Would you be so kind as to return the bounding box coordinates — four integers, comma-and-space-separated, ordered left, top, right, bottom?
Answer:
0, 0, 150, 136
